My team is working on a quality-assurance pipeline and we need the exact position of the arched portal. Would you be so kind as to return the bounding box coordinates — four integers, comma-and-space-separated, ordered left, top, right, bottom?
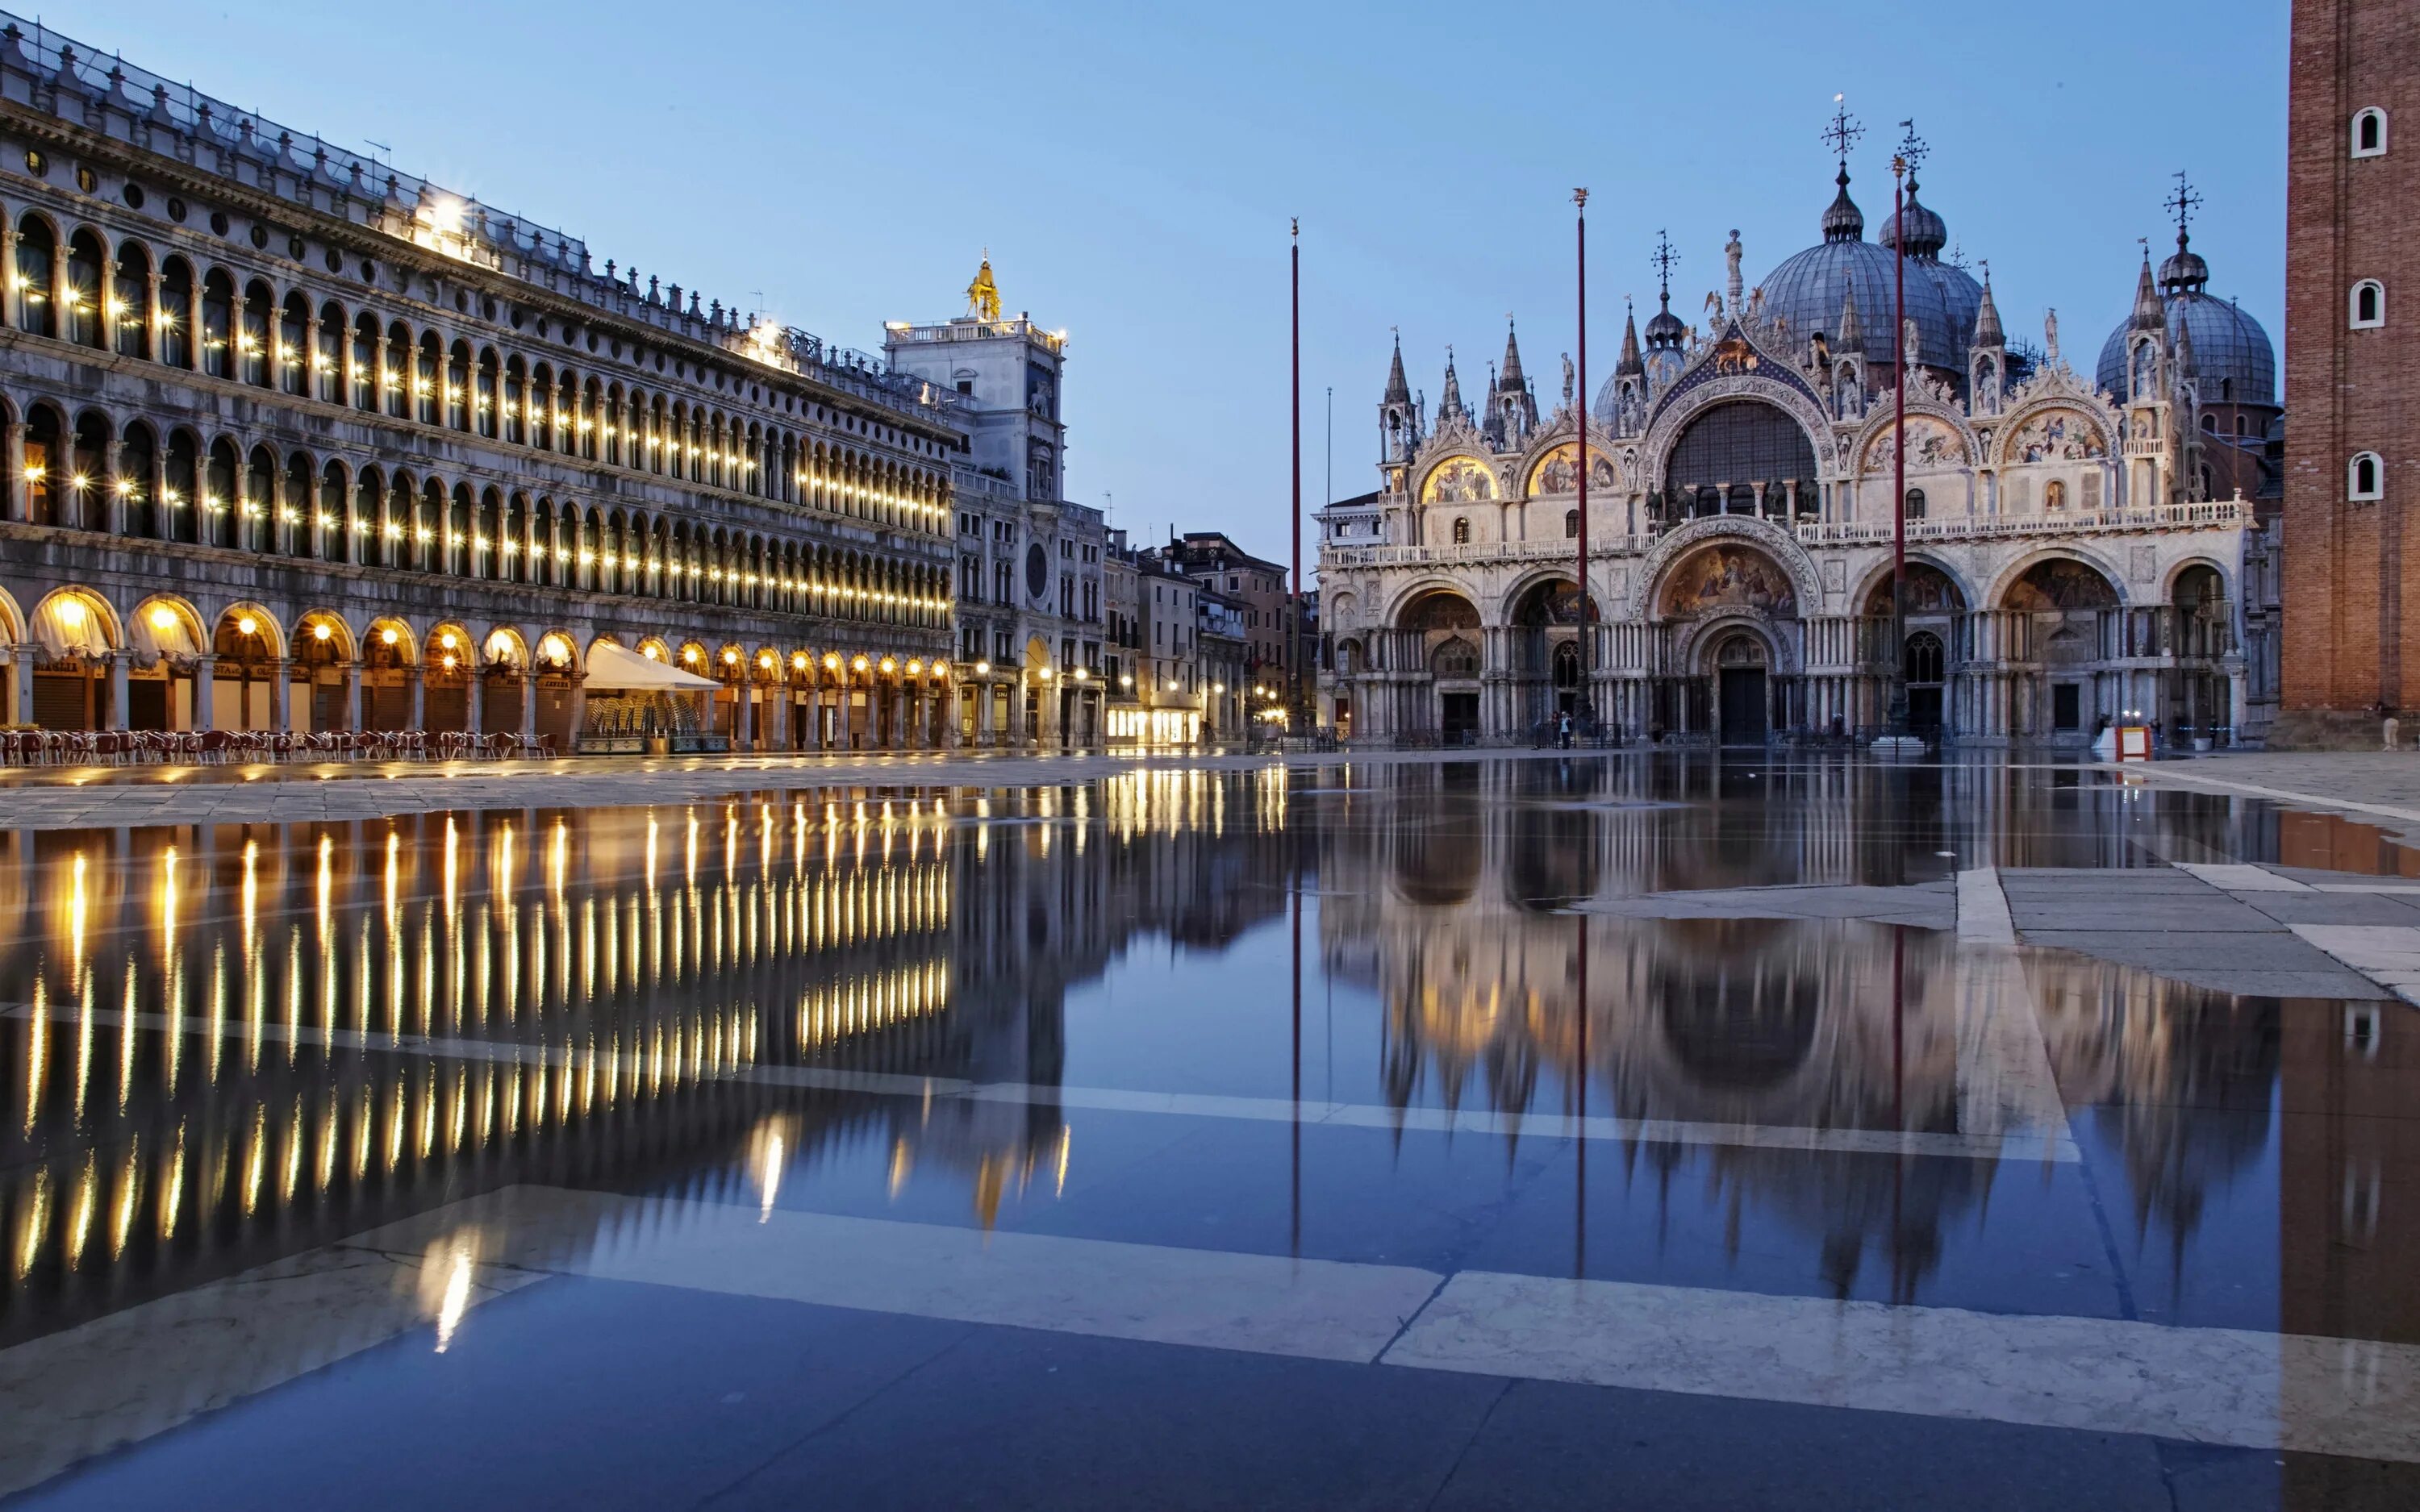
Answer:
1863, 562, 1968, 736
1651, 541, 1803, 740
1507, 577, 1591, 727
1999, 556, 2122, 740
1389, 589, 1485, 744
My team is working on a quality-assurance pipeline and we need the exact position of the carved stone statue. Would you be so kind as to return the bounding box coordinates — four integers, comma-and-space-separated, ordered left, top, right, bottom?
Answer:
1560, 352, 1575, 403
2043, 306, 2060, 364
1724, 230, 1744, 315
1902, 315, 1921, 374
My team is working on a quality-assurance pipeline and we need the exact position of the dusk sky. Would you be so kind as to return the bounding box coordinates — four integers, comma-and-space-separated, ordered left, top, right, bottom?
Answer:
72, 0, 2286, 575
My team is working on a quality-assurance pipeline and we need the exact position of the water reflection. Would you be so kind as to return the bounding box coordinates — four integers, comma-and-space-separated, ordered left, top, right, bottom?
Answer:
0, 756, 2410, 1360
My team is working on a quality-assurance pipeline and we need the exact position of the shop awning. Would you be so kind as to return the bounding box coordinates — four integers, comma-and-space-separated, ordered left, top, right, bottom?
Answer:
584, 641, 721, 692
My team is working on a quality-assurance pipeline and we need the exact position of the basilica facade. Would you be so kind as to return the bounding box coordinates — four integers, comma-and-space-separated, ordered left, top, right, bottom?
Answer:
1316, 148, 2281, 748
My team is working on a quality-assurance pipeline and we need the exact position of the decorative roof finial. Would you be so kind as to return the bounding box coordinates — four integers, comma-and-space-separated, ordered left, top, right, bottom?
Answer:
1821, 96, 1867, 243
1823, 94, 1864, 174
2166, 169, 2201, 243
1651, 229, 1677, 308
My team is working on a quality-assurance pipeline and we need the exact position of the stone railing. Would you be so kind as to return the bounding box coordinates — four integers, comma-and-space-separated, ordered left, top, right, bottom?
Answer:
1792, 498, 2253, 548
1325, 536, 1657, 570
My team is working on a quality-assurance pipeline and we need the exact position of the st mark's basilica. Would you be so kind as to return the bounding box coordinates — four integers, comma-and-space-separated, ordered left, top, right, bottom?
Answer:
1316, 124, 2282, 748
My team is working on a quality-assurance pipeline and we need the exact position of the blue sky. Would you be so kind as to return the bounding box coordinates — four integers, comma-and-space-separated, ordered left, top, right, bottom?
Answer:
69, 1, 2285, 571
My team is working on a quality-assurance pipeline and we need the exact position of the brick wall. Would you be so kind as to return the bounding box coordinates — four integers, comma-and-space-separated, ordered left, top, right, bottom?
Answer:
2282, 0, 2420, 721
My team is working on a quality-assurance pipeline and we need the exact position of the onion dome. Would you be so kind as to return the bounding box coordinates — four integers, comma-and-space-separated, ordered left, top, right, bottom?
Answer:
1876, 173, 1947, 260
1820, 165, 1863, 243
1757, 160, 1979, 377
2158, 227, 2210, 295
1643, 288, 1687, 351
2094, 232, 2275, 404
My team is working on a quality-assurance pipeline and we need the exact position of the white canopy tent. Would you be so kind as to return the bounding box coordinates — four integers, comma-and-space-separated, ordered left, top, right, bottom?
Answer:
584, 640, 721, 692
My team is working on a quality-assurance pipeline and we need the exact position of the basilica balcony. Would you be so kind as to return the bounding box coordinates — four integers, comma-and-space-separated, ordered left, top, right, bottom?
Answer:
1325, 537, 1657, 571
1791, 498, 2254, 548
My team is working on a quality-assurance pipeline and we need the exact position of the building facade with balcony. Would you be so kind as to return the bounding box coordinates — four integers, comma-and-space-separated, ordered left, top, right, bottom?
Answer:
1316, 144, 2279, 748
0, 17, 964, 752
887, 260, 1106, 746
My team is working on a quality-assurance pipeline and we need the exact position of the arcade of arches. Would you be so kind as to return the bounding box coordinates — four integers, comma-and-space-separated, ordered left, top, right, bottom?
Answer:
1331, 539, 2241, 747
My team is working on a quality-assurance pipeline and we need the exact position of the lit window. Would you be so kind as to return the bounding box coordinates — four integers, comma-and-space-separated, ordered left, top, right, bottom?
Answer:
2353, 107, 2389, 159
2351, 451, 2385, 502
2351, 279, 2386, 329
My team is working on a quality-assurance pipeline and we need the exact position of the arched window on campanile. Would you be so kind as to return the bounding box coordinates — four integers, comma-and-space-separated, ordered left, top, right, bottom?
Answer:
2352, 107, 2387, 159
2351, 452, 2385, 502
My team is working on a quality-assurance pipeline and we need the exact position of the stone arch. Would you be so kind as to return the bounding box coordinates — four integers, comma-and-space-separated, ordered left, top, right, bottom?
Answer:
211, 601, 285, 660
481, 625, 531, 669
129, 594, 206, 660
2159, 553, 2234, 600
364, 617, 418, 663
1638, 373, 1833, 494
1388, 582, 1483, 631
292, 609, 357, 662
1850, 555, 1976, 617
1984, 548, 2128, 610
1988, 398, 2113, 469
1850, 404, 1976, 475
1632, 515, 1821, 619
1503, 572, 1592, 626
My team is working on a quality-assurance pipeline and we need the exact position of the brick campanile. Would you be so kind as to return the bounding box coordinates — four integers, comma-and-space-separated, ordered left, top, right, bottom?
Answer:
2280, 0, 2418, 739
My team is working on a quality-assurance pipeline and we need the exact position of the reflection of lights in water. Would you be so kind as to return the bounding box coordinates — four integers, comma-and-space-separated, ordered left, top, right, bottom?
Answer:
420, 1231, 485, 1354
15, 1167, 48, 1278
888, 1138, 912, 1198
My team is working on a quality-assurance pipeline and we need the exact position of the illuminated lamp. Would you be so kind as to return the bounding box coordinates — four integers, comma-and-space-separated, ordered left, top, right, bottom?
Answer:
148, 607, 176, 631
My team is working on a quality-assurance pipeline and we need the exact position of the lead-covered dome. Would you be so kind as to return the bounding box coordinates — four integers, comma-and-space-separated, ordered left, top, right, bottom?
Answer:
2093, 230, 2275, 404
1758, 165, 1980, 376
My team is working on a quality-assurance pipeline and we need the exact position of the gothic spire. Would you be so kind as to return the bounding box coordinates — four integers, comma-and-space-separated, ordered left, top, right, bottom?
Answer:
1971, 264, 2003, 348
1617, 298, 1643, 377
1498, 317, 1525, 391
1383, 332, 1410, 405
1438, 347, 1465, 420
2131, 244, 2166, 331
1837, 277, 1863, 351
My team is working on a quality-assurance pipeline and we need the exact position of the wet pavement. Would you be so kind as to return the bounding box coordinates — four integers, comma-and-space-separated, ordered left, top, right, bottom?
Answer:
2, 753, 2419, 1509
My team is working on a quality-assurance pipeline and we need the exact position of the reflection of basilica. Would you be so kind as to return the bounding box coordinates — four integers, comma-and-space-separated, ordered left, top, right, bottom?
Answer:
1321, 123, 2279, 748
1313, 761, 2400, 1311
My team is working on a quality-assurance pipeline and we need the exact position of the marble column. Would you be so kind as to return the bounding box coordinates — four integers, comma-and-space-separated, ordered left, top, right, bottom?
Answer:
565, 674, 586, 754
804, 684, 822, 751
464, 673, 482, 737
191, 655, 215, 732
977, 682, 994, 746
735, 681, 754, 750
105, 652, 129, 731
269, 660, 292, 733
519, 672, 537, 742
407, 669, 425, 732
343, 663, 362, 732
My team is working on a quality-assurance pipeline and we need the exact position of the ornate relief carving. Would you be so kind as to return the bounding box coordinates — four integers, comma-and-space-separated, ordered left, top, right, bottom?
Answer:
2001, 406, 2109, 464
1859, 411, 1972, 473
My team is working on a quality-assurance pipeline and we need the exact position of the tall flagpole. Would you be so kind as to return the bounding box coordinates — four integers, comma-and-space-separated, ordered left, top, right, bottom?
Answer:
1887, 154, 1909, 740
1574, 188, 1590, 725
1290, 218, 1304, 738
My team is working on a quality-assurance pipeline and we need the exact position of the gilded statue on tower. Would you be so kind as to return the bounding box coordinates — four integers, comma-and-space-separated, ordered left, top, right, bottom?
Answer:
966, 252, 1001, 322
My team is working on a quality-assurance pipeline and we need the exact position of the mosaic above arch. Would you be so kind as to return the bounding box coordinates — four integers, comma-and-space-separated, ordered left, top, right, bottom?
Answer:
1659, 544, 1798, 619
1421, 456, 1496, 504
1525, 444, 1620, 498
